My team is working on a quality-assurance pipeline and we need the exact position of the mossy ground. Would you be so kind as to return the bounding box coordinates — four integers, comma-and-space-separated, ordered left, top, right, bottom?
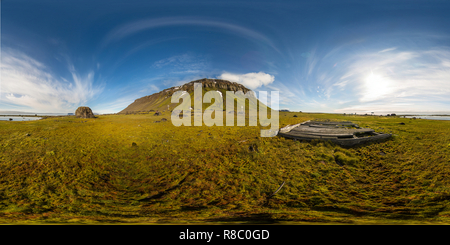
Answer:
1, 112, 450, 224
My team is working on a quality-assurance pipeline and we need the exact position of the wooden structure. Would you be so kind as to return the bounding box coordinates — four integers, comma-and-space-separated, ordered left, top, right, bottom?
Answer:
278, 120, 391, 147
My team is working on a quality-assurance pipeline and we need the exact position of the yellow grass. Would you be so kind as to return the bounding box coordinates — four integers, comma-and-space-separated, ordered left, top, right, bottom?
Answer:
1, 112, 450, 224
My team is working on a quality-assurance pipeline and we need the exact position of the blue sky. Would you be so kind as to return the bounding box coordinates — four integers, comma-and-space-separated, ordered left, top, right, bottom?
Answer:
1, 0, 450, 114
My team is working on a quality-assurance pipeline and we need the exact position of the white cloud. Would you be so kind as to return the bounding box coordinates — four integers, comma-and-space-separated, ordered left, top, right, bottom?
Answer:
344, 49, 450, 102
218, 71, 275, 90
321, 47, 450, 113
333, 101, 450, 115
0, 48, 103, 113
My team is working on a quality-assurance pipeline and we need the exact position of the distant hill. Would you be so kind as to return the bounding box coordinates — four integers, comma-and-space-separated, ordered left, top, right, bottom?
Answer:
119, 78, 269, 114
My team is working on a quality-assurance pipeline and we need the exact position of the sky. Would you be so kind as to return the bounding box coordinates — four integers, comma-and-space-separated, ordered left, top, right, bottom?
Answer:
1, 0, 450, 115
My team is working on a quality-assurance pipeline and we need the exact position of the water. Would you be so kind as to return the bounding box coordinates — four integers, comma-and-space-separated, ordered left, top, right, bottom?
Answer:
0, 112, 71, 121
0, 113, 68, 116
404, 116, 450, 121
0, 116, 43, 121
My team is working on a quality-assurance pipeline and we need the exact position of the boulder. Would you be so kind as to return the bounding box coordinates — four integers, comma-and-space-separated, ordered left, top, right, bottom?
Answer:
75, 106, 95, 118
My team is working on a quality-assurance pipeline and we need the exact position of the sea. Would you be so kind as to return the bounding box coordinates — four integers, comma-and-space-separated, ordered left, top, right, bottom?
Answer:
0, 112, 68, 121
0, 116, 43, 121
403, 115, 450, 121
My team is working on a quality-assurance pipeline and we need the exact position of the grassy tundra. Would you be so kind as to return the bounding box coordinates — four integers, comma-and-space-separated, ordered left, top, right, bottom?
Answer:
1, 112, 450, 224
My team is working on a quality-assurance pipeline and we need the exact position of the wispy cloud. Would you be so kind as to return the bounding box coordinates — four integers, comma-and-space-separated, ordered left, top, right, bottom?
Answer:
378, 47, 397, 53
139, 84, 160, 93
92, 95, 137, 114
340, 49, 450, 102
304, 48, 318, 77
0, 48, 104, 113
108, 37, 184, 72
151, 53, 210, 75
333, 101, 450, 114
101, 16, 281, 55
319, 46, 450, 113
153, 53, 201, 68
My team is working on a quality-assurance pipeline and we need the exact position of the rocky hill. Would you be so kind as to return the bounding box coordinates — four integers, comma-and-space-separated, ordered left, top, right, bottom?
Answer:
119, 78, 264, 114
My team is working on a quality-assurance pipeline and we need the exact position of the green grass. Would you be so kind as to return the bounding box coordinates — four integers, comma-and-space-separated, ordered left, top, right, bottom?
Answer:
1, 112, 450, 224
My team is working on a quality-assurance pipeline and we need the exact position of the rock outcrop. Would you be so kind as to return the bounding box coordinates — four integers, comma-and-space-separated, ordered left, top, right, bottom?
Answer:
179, 78, 251, 94
75, 106, 95, 118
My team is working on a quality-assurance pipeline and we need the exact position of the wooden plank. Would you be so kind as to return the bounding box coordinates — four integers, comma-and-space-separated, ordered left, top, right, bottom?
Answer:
286, 131, 354, 138
337, 134, 392, 146
304, 121, 356, 126
279, 133, 391, 146
291, 126, 347, 132
279, 123, 303, 133
290, 126, 374, 134
278, 120, 390, 147
290, 128, 343, 133
307, 124, 345, 128
351, 128, 375, 133
279, 132, 338, 139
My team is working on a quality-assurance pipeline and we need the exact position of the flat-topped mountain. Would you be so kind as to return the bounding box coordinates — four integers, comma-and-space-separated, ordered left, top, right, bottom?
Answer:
119, 78, 263, 114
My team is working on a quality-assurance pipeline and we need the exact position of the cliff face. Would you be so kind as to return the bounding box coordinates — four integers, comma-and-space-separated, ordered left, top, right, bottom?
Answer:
119, 78, 256, 114
179, 78, 251, 94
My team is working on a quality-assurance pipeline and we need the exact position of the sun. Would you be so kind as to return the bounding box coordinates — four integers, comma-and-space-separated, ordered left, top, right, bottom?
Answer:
361, 72, 392, 102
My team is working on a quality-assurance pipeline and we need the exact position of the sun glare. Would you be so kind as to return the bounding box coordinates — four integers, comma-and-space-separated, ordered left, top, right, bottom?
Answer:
361, 72, 392, 102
